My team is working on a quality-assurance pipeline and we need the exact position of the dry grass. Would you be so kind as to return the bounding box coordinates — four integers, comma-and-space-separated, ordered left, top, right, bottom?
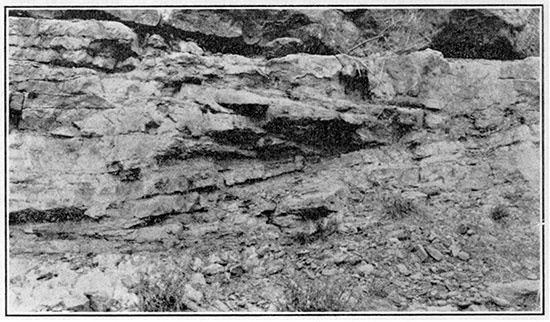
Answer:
383, 196, 419, 220
349, 9, 448, 56
132, 269, 190, 312
490, 204, 510, 221
293, 217, 339, 244
278, 274, 363, 312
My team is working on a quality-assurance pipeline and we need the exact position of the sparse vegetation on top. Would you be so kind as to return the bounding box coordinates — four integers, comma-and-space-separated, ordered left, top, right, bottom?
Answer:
490, 204, 510, 221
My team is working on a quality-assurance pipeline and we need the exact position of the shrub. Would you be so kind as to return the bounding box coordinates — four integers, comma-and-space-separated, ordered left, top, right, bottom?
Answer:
490, 204, 510, 221
132, 269, 190, 312
278, 275, 362, 312
292, 218, 339, 244
315, 217, 339, 239
384, 196, 419, 220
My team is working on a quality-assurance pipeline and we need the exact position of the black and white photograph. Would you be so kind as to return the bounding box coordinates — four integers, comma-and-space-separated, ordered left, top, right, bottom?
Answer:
2, 1, 547, 317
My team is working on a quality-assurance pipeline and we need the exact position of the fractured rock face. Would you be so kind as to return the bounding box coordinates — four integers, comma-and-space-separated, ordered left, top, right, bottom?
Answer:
9, 17, 139, 71
269, 178, 348, 231
6, 9, 542, 313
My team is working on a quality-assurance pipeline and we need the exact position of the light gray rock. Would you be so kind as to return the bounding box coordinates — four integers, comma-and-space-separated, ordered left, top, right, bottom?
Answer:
357, 263, 375, 276
425, 245, 444, 261
202, 263, 225, 275
457, 251, 470, 261
184, 284, 203, 303
486, 280, 539, 304
396, 264, 411, 276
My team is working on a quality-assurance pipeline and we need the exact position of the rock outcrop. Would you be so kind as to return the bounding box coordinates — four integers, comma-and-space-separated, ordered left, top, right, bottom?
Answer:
10, 8, 540, 59
7, 8, 541, 313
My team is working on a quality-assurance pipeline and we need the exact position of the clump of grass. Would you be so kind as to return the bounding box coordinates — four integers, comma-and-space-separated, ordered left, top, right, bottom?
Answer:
132, 269, 190, 312
384, 196, 419, 220
368, 279, 389, 298
278, 274, 362, 312
293, 231, 312, 245
315, 217, 339, 239
292, 218, 339, 244
490, 204, 510, 221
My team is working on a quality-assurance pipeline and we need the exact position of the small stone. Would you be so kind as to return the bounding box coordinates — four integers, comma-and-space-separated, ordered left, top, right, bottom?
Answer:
441, 271, 454, 278
304, 269, 316, 279
435, 300, 447, 306
212, 300, 230, 312
191, 257, 203, 272
397, 264, 411, 276
415, 245, 429, 262
208, 254, 223, 265
257, 245, 270, 257
446, 291, 459, 299
184, 284, 203, 303
230, 265, 246, 278
357, 263, 375, 276
50, 126, 79, 138
410, 272, 423, 280
219, 251, 233, 264
491, 296, 511, 307
189, 273, 206, 286
202, 263, 224, 275
457, 224, 468, 235
457, 251, 470, 261
432, 274, 443, 281
526, 273, 539, 280
468, 304, 488, 312
479, 291, 491, 299
428, 231, 439, 242
346, 254, 362, 265
321, 268, 339, 276
472, 296, 483, 304
273, 250, 285, 259
177, 41, 204, 55
387, 229, 408, 240
266, 262, 284, 275
398, 249, 409, 260
450, 243, 461, 257
388, 237, 400, 244
331, 252, 348, 264
457, 300, 472, 309
466, 229, 475, 236
425, 246, 444, 261
455, 272, 468, 281
245, 303, 263, 312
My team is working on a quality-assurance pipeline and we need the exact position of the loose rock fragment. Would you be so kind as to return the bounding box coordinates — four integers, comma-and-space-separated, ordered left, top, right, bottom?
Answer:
425, 246, 444, 261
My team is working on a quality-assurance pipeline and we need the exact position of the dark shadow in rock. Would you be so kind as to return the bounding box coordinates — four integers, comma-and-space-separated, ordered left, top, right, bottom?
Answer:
431, 10, 523, 60
218, 103, 269, 119
9, 207, 88, 225
264, 118, 366, 156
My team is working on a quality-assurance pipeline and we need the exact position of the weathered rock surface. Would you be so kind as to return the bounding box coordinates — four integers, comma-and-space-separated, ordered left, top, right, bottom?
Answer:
10, 8, 539, 59
7, 8, 541, 313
